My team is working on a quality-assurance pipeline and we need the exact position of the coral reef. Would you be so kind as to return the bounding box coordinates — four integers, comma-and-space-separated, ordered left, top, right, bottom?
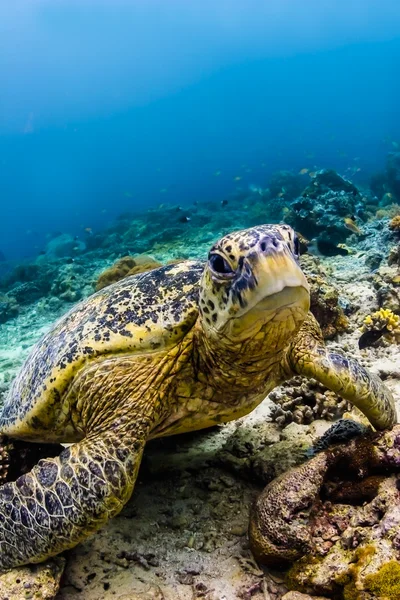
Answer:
388, 243, 400, 266
268, 377, 350, 427
283, 170, 364, 252
389, 214, 400, 232
310, 418, 369, 454
268, 170, 305, 201
39, 233, 86, 261
95, 255, 162, 291
0, 164, 399, 599
300, 254, 349, 339
0, 293, 19, 324
361, 308, 400, 345
249, 425, 400, 598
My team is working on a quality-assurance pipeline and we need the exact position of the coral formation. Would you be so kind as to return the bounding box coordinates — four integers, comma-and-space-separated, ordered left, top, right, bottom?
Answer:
361, 308, 400, 345
388, 244, 400, 266
249, 425, 400, 598
372, 265, 400, 314
283, 169, 364, 252
268, 170, 305, 201
95, 255, 162, 290
300, 254, 349, 339
389, 214, 400, 232
310, 418, 369, 454
0, 293, 19, 324
268, 376, 350, 426
40, 233, 86, 260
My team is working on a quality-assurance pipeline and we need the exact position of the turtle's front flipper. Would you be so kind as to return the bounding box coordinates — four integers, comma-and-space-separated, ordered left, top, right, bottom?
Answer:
0, 424, 147, 570
284, 314, 397, 430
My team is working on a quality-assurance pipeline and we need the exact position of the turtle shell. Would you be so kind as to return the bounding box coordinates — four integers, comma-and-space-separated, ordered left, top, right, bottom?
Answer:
0, 261, 203, 439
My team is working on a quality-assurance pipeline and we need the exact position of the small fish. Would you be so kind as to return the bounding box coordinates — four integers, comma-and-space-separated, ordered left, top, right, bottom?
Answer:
214, 170, 221, 176
178, 215, 191, 223
84, 227, 93, 235
124, 191, 133, 198
233, 176, 242, 181
309, 171, 317, 177
344, 217, 362, 235
221, 199, 228, 206
299, 168, 309, 175
358, 327, 388, 350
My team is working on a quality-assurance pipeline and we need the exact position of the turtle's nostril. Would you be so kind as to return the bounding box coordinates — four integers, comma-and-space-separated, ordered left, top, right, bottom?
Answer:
260, 238, 279, 253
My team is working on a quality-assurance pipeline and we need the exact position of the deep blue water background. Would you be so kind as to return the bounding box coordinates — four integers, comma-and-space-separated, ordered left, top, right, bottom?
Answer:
0, 1, 399, 260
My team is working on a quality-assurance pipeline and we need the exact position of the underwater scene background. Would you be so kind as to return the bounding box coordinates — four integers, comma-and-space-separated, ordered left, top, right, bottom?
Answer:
1, 2, 400, 599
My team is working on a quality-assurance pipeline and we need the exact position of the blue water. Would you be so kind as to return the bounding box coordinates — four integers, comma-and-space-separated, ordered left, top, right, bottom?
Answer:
1, 1, 399, 260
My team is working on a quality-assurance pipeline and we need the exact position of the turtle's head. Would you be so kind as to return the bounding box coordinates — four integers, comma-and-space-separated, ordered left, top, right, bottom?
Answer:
199, 224, 310, 354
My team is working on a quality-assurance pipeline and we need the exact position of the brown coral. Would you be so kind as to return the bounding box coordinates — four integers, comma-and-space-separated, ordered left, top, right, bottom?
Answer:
389, 214, 400, 232
95, 255, 162, 291
269, 376, 350, 426
249, 425, 400, 599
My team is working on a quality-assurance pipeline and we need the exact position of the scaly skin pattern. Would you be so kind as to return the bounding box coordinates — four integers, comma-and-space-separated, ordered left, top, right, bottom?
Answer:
0, 224, 396, 570
0, 418, 149, 569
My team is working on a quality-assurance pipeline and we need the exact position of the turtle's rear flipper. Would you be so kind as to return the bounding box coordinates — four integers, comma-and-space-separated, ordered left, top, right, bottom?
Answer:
0, 434, 63, 483
286, 313, 397, 430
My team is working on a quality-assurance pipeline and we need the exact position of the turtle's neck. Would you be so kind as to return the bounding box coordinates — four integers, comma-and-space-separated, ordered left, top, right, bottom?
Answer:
192, 320, 289, 395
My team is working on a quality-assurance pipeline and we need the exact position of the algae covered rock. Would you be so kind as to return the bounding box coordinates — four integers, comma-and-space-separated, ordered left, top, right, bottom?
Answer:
249, 425, 400, 599
41, 233, 86, 260
300, 254, 349, 339
0, 557, 65, 599
284, 170, 363, 251
95, 255, 162, 290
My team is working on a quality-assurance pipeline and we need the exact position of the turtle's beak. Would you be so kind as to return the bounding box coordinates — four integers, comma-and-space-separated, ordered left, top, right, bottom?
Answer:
230, 237, 309, 315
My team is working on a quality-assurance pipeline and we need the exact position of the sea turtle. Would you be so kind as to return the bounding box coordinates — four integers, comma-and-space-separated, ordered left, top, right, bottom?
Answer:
0, 224, 396, 570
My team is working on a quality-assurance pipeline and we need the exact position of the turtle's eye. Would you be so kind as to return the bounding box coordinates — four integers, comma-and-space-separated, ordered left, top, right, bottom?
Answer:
208, 253, 234, 277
